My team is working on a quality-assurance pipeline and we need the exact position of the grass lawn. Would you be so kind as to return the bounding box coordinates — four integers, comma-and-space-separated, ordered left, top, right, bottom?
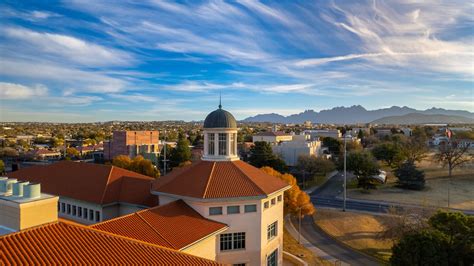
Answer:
347, 156, 474, 210
283, 228, 331, 266
313, 209, 393, 262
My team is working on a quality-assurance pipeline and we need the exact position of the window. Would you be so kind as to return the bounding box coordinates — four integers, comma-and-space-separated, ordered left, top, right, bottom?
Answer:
267, 221, 278, 240
267, 248, 278, 266
61, 202, 65, 213
89, 209, 94, 221
271, 198, 276, 205
230, 133, 236, 155
277, 195, 282, 202
218, 133, 227, 155
95, 211, 100, 222
78, 207, 82, 217
67, 204, 71, 214
84, 208, 88, 219
233, 264, 246, 266
208, 133, 215, 155
244, 204, 257, 213
72, 206, 77, 216
227, 205, 240, 214
209, 207, 223, 216
264, 201, 269, 209
220, 232, 246, 251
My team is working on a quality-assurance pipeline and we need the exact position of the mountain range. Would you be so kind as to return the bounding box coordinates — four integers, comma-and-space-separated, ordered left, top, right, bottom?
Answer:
243, 105, 474, 124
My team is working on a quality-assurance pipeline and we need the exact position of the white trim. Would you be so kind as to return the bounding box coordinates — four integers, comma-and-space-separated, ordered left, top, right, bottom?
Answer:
179, 226, 229, 251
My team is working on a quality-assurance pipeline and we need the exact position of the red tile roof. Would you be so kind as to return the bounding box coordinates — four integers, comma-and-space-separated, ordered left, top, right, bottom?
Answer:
0, 222, 220, 265
92, 200, 227, 250
8, 161, 157, 207
153, 160, 290, 199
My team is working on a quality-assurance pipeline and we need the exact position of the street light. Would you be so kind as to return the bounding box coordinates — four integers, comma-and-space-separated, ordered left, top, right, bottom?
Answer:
343, 133, 352, 212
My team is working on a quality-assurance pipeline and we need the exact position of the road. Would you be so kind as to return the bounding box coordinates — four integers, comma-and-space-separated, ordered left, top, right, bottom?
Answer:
290, 215, 380, 266
310, 172, 474, 215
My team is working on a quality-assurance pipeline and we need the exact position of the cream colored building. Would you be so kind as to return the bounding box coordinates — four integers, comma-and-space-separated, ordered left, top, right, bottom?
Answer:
153, 105, 291, 266
272, 135, 322, 166
252, 131, 294, 145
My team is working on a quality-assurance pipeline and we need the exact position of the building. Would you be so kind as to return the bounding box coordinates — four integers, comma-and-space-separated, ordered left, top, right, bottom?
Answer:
351, 127, 370, 137
26, 149, 62, 160
0, 179, 58, 235
91, 200, 228, 261
375, 128, 392, 137
104, 130, 159, 160
153, 104, 291, 265
401, 128, 412, 136
272, 135, 322, 166
252, 131, 293, 144
304, 129, 341, 140
8, 161, 158, 225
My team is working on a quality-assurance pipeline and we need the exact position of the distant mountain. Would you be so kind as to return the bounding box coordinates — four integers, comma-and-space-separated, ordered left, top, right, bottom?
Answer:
371, 113, 474, 125
243, 105, 474, 124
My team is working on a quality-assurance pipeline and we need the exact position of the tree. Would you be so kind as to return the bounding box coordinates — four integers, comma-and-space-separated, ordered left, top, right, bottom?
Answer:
66, 147, 80, 159
321, 137, 342, 156
428, 211, 474, 265
390, 211, 474, 266
248, 141, 287, 172
435, 139, 472, 177
399, 137, 428, 163
371, 142, 401, 167
0, 147, 19, 158
394, 160, 425, 190
260, 167, 315, 217
159, 144, 173, 174
112, 155, 159, 178
170, 133, 191, 167
345, 151, 380, 189
390, 230, 449, 266
0, 159, 4, 174
357, 129, 364, 139
296, 155, 335, 178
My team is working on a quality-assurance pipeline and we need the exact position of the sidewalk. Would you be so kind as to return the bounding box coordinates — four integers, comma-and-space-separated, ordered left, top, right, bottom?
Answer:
284, 215, 348, 266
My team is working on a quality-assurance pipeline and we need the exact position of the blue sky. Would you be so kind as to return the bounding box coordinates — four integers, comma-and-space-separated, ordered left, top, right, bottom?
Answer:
1, 0, 473, 122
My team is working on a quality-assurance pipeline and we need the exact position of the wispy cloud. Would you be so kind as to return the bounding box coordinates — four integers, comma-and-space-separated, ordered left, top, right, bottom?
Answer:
0, 82, 48, 99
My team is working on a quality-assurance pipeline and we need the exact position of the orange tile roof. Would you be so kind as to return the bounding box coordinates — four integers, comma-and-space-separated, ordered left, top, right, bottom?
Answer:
0, 222, 220, 265
91, 200, 227, 250
153, 160, 290, 199
8, 161, 158, 207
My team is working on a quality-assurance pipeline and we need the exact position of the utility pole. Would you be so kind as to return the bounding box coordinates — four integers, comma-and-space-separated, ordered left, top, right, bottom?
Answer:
343, 134, 347, 212
298, 207, 302, 244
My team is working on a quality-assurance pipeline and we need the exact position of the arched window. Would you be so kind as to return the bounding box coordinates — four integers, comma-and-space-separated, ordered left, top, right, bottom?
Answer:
218, 133, 227, 155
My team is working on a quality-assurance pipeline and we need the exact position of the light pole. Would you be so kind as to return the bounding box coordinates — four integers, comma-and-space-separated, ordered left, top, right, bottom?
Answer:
343, 133, 352, 212
297, 206, 302, 244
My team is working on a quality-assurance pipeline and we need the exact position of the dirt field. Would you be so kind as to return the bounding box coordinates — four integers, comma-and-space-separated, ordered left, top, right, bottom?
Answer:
348, 156, 474, 210
313, 209, 393, 262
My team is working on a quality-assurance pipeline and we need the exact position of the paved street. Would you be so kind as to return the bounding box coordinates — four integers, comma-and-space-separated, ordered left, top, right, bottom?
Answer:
290, 216, 380, 266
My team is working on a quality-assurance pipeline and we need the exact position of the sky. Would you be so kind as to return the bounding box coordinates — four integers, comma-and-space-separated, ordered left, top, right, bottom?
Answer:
0, 0, 473, 122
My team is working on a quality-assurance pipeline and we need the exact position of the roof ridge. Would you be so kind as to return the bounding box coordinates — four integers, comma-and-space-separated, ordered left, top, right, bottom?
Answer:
232, 161, 266, 195
99, 165, 115, 204
203, 161, 216, 198
136, 212, 177, 249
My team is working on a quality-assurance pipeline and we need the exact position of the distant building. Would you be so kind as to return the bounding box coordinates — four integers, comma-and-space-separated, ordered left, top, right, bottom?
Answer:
375, 128, 392, 137
303, 120, 312, 128
26, 149, 62, 160
252, 131, 293, 144
304, 129, 341, 140
272, 135, 322, 166
401, 127, 412, 136
351, 127, 370, 137
104, 130, 159, 160
8, 161, 158, 225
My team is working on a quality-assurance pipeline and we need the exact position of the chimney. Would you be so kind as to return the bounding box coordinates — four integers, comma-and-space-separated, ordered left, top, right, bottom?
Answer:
0, 180, 58, 233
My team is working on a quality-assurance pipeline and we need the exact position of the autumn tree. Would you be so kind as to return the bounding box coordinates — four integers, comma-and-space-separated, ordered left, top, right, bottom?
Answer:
435, 139, 472, 177
0, 160, 4, 174
66, 147, 80, 159
248, 141, 287, 172
112, 155, 159, 178
260, 167, 315, 217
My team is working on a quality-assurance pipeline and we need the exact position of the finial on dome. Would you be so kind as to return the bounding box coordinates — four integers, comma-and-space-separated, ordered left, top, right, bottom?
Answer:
219, 92, 222, 109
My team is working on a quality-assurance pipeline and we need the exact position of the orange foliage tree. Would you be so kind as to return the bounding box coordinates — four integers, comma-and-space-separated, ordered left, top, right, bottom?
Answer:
261, 167, 315, 217
112, 155, 160, 178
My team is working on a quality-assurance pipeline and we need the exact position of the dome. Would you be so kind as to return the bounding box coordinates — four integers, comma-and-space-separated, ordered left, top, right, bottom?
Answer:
203, 106, 237, 129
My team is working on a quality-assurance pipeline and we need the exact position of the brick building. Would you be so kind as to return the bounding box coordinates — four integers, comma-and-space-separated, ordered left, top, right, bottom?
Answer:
104, 131, 159, 160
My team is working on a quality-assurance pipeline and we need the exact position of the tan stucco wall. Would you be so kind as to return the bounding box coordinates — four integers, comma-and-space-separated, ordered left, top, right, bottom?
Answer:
182, 234, 218, 261
0, 196, 58, 231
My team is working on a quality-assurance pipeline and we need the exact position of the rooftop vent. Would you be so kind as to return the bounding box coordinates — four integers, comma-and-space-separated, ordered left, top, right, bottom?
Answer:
0, 178, 18, 194
12, 181, 30, 197
24, 183, 41, 199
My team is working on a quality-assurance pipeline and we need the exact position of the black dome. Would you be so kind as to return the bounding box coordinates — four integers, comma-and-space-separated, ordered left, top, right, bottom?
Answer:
204, 107, 237, 128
